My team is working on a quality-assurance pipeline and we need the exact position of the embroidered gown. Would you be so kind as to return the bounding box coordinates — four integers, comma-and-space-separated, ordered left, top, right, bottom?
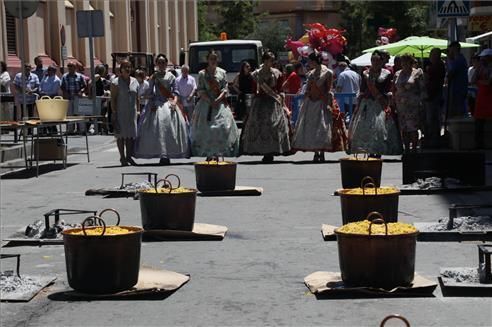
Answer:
292, 65, 334, 151
190, 67, 240, 157
135, 70, 190, 159
240, 66, 291, 155
348, 68, 403, 155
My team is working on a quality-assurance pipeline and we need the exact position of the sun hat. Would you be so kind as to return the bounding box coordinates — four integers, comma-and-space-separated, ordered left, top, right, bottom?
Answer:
478, 48, 492, 57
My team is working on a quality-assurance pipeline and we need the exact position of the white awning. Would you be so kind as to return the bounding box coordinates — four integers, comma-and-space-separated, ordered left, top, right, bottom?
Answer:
466, 31, 492, 44
65, 0, 74, 9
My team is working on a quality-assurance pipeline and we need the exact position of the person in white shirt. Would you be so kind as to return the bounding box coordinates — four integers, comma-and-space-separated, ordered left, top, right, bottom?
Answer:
0, 61, 13, 122
135, 69, 150, 113
335, 61, 361, 117
175, 65, 197, 120
467, 55, 480, 116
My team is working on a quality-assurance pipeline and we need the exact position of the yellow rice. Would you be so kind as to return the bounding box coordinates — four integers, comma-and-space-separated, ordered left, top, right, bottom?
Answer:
67, 226, 134, 236
346, 157, 380, 161
337, 220, 417, 235
342, 186, 399, 195
195, 161, 234, 165
141, 187, 195, 194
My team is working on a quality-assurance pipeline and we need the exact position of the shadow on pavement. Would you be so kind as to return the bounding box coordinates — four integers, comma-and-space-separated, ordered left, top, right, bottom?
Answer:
0, 163, 78, 179
313, 292, 436, 300
97, 162, 195, 168
47, 289, 177, 301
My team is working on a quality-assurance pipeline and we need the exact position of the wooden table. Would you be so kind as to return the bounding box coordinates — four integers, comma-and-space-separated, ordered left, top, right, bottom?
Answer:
22, 117, 91, 177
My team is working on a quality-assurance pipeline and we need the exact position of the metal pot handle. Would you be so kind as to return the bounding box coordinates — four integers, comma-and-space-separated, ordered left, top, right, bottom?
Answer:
155, 179, 172, 193
354, 149, 369, 161
380, 314, 410, 327
81, 216, 107, 236
98, 208, 121, 226
361, 176, 377, 195
164, 174, 181, 189
368, 215, 388, 236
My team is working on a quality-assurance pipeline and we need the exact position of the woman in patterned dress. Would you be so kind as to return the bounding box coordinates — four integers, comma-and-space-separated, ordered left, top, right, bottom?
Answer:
190, 50, 240, 158
348, 50, 402, 156
292, 52, 334, 162
135, 54, 190, 165
110, 60, 139, 166
393, 54, 425, 152
240, 51, 291, 163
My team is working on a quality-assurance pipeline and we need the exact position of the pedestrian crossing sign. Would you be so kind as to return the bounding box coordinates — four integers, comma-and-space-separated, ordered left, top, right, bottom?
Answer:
437, 0, 470, 17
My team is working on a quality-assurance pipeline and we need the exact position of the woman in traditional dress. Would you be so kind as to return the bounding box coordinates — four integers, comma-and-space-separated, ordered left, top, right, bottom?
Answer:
472, 49, 492, 149
393, 54, 425, 152
241, 51, 291, 163
190, 50, 239, 158
135, 54, 189, 165
110, 60, 139, 166
291, 52, 333, 162
348, 50, 402, 156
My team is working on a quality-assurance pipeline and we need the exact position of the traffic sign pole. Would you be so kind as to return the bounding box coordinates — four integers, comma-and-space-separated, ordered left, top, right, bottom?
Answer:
89, 25, 96, 121
60, 25, 66, 74
18, 1, 27, 120
448, 17, 458, 42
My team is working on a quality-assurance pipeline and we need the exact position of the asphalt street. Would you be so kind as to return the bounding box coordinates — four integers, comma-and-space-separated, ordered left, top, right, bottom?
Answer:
1, 135, 491, 326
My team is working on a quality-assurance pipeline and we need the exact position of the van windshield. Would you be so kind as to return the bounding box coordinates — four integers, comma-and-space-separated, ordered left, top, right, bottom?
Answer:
189, 44, 259, 74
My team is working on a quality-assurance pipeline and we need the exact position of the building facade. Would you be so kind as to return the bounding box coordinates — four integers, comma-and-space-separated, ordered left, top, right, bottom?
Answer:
255, 1, 342, 39
0, 0, 198, 75
468, 0, 492, 46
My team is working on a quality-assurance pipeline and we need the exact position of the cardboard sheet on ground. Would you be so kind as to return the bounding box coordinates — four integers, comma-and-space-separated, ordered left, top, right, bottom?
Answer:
1, 275, 56, 302
86, 186, 263, 198
304, 271, 437, 298
198, 186, 263, 197
85, 188, 137, 198
60, 266, 190, 300
321, 224, 337, 241
143, 223, 227, 241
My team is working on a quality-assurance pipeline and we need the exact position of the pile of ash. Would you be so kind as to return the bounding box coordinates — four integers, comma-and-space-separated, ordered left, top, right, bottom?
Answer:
24, 220, 81, 240
401, 177, 463, 190
441, 268, 480, 284
1, 271, 43, 296
419, 216, 492, 232
117, 181, 154, 192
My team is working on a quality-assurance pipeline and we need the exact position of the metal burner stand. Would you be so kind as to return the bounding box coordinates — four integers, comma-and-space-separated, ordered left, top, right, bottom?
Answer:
2, 209, 98, 246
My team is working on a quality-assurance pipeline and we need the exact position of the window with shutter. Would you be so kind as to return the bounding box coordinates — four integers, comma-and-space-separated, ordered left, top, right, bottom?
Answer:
6, 13, 16, 55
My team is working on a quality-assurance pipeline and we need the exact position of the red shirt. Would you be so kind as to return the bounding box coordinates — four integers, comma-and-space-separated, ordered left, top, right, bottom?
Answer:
284, 72, 301, 94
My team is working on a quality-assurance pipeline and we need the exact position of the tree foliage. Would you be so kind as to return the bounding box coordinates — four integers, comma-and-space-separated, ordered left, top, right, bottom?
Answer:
218, 1, 258, 39
248, 19, 292, 55
339, 1, 431, 58
197, 0, 258, 41
197, 0, 219, 41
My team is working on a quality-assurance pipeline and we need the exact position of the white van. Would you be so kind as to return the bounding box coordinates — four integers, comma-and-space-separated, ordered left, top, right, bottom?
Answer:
186, 40, 263, 83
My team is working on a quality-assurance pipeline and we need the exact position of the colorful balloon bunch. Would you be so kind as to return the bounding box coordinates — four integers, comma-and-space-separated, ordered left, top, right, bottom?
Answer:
284, 22, 347, 69
376, 27, 398, 45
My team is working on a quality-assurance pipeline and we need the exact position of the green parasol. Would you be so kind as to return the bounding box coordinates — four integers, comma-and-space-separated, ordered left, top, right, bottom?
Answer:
362, 36, 479, 58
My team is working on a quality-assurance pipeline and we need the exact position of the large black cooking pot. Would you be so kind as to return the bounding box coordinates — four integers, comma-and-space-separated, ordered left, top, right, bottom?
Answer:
63, 209, 143, 294
340, 151, 382, 188
139, 174, 197, 231
194, 156, 237, 192
339, 176, 399, 224
335, 213, 418, 289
